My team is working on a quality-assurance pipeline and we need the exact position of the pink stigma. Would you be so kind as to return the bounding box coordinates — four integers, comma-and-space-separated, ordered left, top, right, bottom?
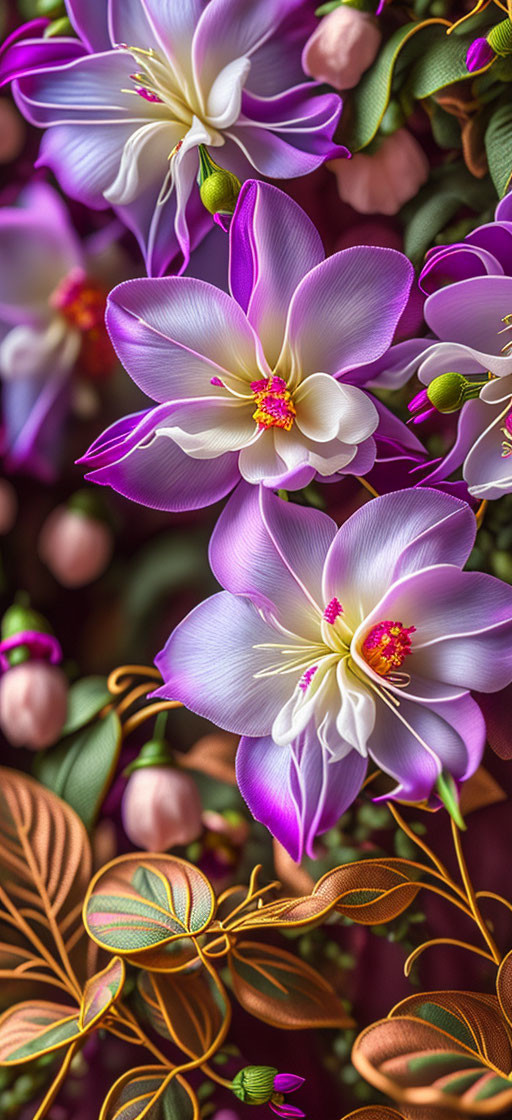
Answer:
134, 86, 163, 102
210, 377, 224, 387
323, 597, 343, 624
299, 665, 318, 692
362, 620, 415, 677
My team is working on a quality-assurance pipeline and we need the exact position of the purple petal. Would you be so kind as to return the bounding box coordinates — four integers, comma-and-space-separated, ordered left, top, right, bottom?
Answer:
273, 1075, 305, 1093
350, 338, 433, 391
230, 180, 324, 366
81, 403, 240, 511
153, 592, 293, 736
425, 274, 512, 354
0, 29, 86, 86
467, 221, 512, 275
420, 243, 504, 295
418, 397, 494, 487
0, 185, 82, 323
34, 121, 137, 211
464, 399, 512, 499
237, 727, 366, 861
269, 1104, 305, 1118
15, 50, 151, 126
2, 370, 71, 481
370, 693, 485, 802
209, 481, 336, 636
282, 247, 413, 379
68, 0, 111, 50
322, 488, 476, 621
106, 276, 265, 403
193, 0, 308, 95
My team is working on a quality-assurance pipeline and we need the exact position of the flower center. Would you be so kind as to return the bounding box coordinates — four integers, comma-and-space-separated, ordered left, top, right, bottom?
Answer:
250, 376, 296, 432
50, 269, 106, 334
362, 620, 415, 677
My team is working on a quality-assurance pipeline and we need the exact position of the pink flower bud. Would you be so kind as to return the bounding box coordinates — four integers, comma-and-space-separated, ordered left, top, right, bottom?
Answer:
329, 129, 429, 215
0, 662, 68, 750
38, 507, 113, 588
302, 7, 381, 90
0, 479, 18, 535
122, 766, 203, 851
213, 1113, 241, 1120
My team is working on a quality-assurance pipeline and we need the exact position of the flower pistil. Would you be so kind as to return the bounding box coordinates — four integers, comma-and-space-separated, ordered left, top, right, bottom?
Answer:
251, 376, 296, 432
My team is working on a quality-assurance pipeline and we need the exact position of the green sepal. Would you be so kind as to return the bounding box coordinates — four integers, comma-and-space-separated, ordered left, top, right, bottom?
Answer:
436, 771, 466, 831
123, 738, 175, 776
1, 602, 52, 642
231, 1066, 278, 1105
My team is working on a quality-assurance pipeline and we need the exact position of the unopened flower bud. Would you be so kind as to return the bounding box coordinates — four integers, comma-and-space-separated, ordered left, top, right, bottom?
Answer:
232, 1067, 278, 1106
0, 479, 17, 534
302, 6, 381, 90
426, 371, 484, 413
38, 491, 113, 588
198, 146, 241, 217
213, 1112, 240, 1120
329, 129, 428, 215
466, 36, 495, 71
122, 739, 203, 850
0, 661, 68, 749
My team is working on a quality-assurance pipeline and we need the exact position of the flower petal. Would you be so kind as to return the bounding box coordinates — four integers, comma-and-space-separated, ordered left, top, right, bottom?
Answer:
193, 0, 307, 98
35, 121, 139, 209
280, 247, 413, 379
322, 488, 477, 627
464, 400, 512, 499
68, 0, 110, 50
209, 481, 336, 636
106, 276, 266, 403
154, 592, 294, 736
229, 180, 324, 367
425, 274, 512, 355
0, 186, 81, 324
294, 375, 378, 444
155, 396, 256, 458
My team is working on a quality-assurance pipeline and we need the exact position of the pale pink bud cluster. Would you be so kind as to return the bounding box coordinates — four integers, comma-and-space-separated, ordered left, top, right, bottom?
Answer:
329, 130, 429, 215
122, 766, 203, 851
38, 507, 113, 587
0, 662, 68, 750
302, 7, 381, 90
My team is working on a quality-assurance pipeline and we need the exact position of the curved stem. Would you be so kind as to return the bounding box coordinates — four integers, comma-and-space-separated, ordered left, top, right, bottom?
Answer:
111, 1002, 172, 1067
107, 665, 162, 696
476, 890, 512, 915
476, 499, 488, 528
451, 819, 501, 965
387, 802, 467, 899
404, 937, 495, 977
418, 881, 474, 920
33, 1040, 81, 1120
115, 682, 155, 718
356, 476, 379, 499
122, 700, 183, 740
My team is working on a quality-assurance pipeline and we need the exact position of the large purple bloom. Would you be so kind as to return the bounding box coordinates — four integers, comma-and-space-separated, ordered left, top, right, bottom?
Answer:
154, 485, 512, 860
1, 0, 346, 275
80, 181, 414, 509
0, 181, 117, 480
409, 192, 512, 499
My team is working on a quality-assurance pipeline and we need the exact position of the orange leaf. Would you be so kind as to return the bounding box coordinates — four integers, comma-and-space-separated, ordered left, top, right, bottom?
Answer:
228, 940, 353, 1029
458, 767, 506, 816
99, 1066, 199, 1120
79, 956, 125, 1031
0, 999, 80, 1064
137, 968, 230, 1060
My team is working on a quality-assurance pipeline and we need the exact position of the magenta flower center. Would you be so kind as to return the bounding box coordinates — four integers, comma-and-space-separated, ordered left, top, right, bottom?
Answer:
250, 376, 296, 432
362, 620, 416, 676
50, 269, 106, 334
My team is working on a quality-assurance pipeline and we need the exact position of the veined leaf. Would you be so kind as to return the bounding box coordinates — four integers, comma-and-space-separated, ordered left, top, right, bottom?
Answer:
61, 676, 111, 737
0, 1000, 80, 1064
485, 101, 512, 197
33, 709, 122, 831
137, 969, 229, 1060
84, 854, 215, 968
99, 1066, 199, 1120
342, 1110, 407, 1119
80, 956, 125, 1031
405, 21, 495, 99
228, 941, 353, 1029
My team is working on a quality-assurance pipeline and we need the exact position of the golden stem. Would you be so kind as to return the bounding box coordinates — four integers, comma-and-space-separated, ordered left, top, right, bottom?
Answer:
405, 936, 495, 977
356, 476, 380, 499
32, 1040, 81, 1120
476, 890, 512, 915
476, 499, 488, 528
115, 681, 155, 718
107, 664, 162, 696
121, 700, 183, 740
387, 802, 466, 899
451, 819, 501, 965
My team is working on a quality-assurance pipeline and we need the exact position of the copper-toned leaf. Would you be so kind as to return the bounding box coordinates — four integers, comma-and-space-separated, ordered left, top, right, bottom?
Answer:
99, 1066, 199, 1120
0, 768, 92, 988
229, 859, 422, 932
496, 950, 512, 1031
180, 732, 238, 785
342, 1109, 406, 1119
84, 854, 215, 969
228, 941, 353, 1029
458, 767, 506, 816
79, 956, 125, 1031
352, 990, 512, 1114
0, 1000, 80, 1064
138, 968, 229, 1060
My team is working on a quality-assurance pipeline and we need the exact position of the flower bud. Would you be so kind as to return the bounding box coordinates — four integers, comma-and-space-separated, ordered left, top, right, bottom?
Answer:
329, 129, 428, 215
198, 146, 241, 217
38, 495, 113, 588
426, 371, 484, 413
302, 7, 381, 90
213, 1112, 240, 1120
0, 479, 17, 535
0, 661, 68, 750
232, 1067, 278, 1106
122, 765, 203, 851
466, 36, 495, 71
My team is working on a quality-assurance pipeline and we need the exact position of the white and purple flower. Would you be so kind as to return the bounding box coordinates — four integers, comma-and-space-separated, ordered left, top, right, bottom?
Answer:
80, 180, 415, 508
153, 484, 512, 860
0, 181, 116, 479
0, 0, 346, 275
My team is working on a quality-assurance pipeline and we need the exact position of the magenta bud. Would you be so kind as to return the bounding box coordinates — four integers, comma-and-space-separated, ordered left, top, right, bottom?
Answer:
122, 766, 203, 850
38, 506, 113, 588
0, 662, 68, 750
466, 37, 495, 71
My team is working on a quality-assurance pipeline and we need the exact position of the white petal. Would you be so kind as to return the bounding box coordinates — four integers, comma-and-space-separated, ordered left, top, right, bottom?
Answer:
206, 56, 251, 128
295, 374, 378, 444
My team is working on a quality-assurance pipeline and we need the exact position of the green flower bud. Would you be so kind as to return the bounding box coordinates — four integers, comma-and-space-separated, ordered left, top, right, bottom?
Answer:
487, 17, 512, 57
1, 600, 53, 668
198, 145, 241, 216
426, 371, 485, 414
232, 1066, 278, 1105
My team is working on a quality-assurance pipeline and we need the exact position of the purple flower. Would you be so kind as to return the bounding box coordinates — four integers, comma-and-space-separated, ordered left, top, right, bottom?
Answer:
419, 190, 512, 295
232, 1066, 305, 1116
153, 484, 512, 860
0, 181, 117, 480
1, 0, 346, 276
80, 180, 414, 509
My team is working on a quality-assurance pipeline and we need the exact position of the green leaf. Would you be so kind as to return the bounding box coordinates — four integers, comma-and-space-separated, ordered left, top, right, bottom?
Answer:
0, 1001, 80, 1064
402, 164, 495, 265
342, 20, 448, 150
100, 1067, 199, 1120
485, 101, 512, 196
33, 709, 121, 830
413, 1002, 475, 1048
80, 957, 125, 1031
84, 855, 215, 968
61, 676, 111, 736
228, 941, 353, 1029
405, 22, 494, 99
